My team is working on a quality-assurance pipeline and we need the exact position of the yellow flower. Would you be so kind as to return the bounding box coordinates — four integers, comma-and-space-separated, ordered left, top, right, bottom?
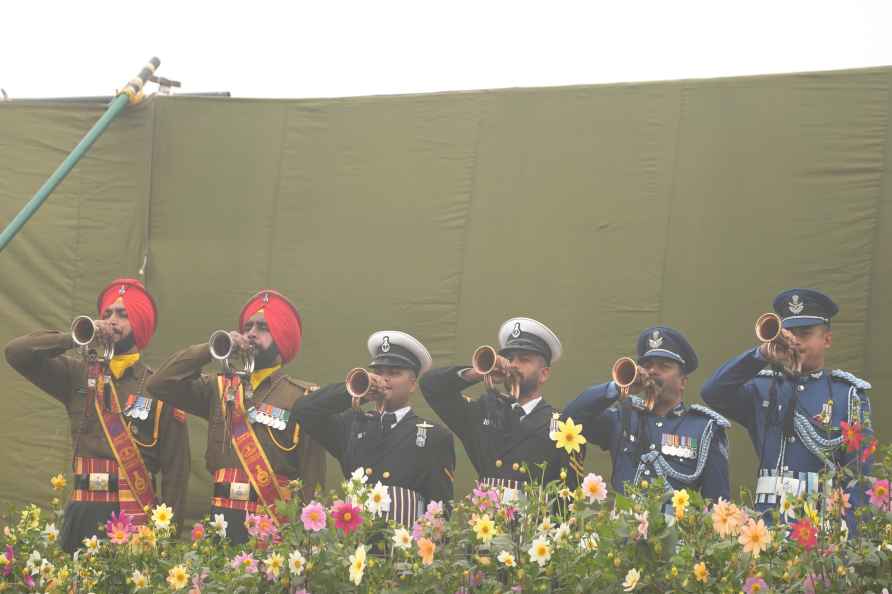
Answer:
265, 552, 284, 579
550, 418, 587, 454
671, 489, 690, 517
693, 561, 708, 583
50, 474, 66, 491
497, 550, 516, 567
151, 504, 173, 530
473, 514, 498, 543
803, 501, 820, 525
738, 518, 772, 558
622, 568, 641, 592
166, 565, 188, 590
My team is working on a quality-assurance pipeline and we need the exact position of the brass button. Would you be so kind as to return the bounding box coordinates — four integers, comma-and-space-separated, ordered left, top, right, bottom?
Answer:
495, 459, 503, 468
512, 463, 520, 471
365, 468, 373, 476
382, 471, 391, 479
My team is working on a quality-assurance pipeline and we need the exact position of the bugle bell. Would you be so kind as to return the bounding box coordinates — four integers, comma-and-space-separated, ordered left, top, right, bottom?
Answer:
208, 330, 254, 374
754, 313, 801, 375
472, 345, 520, 399
71, 315, 114, 361
611, 356, 658, 408
345, 367, 387, 409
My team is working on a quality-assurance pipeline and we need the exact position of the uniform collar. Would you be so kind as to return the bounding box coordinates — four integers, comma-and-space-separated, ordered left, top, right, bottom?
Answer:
109, 353, 140, 380
250, 364, 282, 391
381, 405, 412, 428
512, 396, 541, 417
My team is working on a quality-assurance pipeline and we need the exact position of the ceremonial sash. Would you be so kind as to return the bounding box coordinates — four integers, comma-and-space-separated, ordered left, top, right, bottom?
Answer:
217, 374, 290, 524
93, 371, 157, 523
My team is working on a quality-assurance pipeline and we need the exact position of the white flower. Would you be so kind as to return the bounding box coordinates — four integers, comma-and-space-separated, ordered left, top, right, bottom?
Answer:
288, 550, 306, 576
392, 527, 413, 550
554, 522, 571, 543
26, 550, 42, 575
42, 522, 59, 544
130, 569, 149, 589
623, 568, 641, 592
581, 473, 608, 503
538, 516, 554, 534
778, 492, 796, 522
348, 544, 366, 586
578, 532, 600, 551
497, 550, 516, 567
151, 503, 173, 530
528, 536, 552, 567
351, 467, 369, 484
365, 481, 392, 516
210, 513, 228, 538
82, 535, 100, 555
39, 559, 54, 579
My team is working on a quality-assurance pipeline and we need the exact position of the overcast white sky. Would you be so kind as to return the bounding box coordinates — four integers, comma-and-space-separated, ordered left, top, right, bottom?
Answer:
3, 1, 892, 99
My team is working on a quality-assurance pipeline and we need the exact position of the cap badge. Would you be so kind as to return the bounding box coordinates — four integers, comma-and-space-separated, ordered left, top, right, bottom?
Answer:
381, 336, 391, 353
118, 285, 127, 296
511, 322, 522, 338
262, 292, 270, 304
788, 294, 804, 315
648, 330, 663, 349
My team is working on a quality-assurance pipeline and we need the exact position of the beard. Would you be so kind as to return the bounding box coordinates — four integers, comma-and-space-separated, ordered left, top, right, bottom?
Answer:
254, 341, 281, 370
517, 373, 540, 397
114, 332, 136, 353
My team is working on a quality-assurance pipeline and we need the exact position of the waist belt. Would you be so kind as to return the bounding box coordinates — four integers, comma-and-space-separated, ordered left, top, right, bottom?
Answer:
211, 468, 289, 514
481, 477, 524, 491
385, 485, 425, 528
755, 469, 821, 505
70, 457, 155, 521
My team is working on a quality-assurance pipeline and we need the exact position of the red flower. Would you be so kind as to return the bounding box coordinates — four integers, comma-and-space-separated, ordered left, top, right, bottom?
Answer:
861, 437, 878, 463
790, 517, 817, 551
839, 420, 864, 453
331, 501, 363, 535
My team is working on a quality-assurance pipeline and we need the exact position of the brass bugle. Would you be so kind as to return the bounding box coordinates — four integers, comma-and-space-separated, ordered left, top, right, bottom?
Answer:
71, 316, 97, 347
611, 357, 639, 392
472, 345, 520, 399
345, 367, 387, 409
208, 330, 254, 374
71, 315, 114, 360
755, 313, 782, 343
209, 330, 234, 360
754, 312, 801, 375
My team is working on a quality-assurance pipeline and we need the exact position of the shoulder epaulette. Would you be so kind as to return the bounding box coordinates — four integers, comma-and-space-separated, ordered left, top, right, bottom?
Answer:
285, 376, 320, 394
688, 404, 731, 428
831, 370, 871, 391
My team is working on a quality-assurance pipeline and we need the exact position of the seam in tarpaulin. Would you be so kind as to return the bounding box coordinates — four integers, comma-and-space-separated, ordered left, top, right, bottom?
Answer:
655, 83, 687, 326
862, 74, 892, 381
451, 96, 487, 361
264, 104, 291, 287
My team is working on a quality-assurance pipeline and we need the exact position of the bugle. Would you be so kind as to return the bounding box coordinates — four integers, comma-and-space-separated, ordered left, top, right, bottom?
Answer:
71, 315, 114, 361
472, 345, 520, 399
208, 330, 255, 374
345, 367, 388, 409
754, 313, 801, 375
611, 356, 659, 408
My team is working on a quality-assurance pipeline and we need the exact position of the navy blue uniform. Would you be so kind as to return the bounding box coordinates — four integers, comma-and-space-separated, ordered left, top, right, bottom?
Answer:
701, 347, 873, 527
563, 383, 730, 501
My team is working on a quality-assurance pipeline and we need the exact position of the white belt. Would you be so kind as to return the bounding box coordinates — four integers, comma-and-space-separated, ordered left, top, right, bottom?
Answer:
755, 476, 806, 497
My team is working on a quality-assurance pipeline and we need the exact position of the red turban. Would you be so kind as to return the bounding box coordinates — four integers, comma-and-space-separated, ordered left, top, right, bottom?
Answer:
239, 290, 302, 364
96, 278, 158, 351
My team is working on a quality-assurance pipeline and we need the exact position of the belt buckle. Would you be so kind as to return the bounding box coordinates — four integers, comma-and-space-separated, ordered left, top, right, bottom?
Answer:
88, 473, 110, 491
229, 482, 251, 501
777, 476, 802, 496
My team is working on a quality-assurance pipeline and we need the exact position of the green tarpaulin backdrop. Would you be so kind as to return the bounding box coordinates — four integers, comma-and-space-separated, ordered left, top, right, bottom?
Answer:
1, 66, 890, 525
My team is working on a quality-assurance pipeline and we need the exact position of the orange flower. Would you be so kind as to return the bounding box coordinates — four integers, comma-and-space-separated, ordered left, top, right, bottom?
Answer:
738, 518, 772, 558
417, 537, 435, 566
